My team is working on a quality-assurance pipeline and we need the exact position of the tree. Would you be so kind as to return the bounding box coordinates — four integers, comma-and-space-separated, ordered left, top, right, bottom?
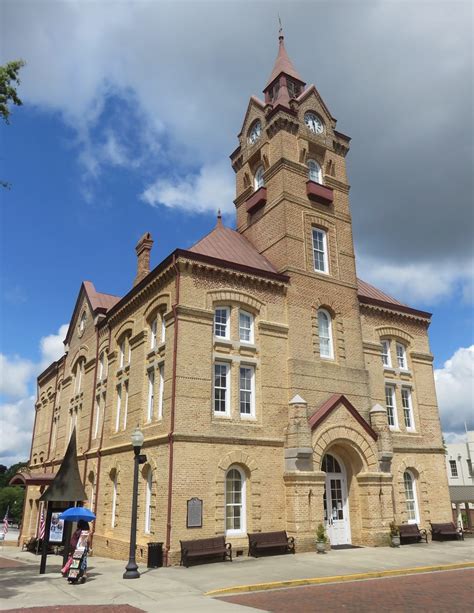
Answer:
0, 462, 28, 488
0, 487, 25, 524
1, 59, 25, 189
0, 60, 25, 124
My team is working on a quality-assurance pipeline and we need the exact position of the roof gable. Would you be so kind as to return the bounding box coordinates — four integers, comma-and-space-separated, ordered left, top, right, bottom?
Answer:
308, 393, 378, 441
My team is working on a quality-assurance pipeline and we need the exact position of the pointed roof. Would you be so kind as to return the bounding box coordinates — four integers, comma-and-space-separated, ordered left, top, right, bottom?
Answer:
189, 215, 279, 274
308, 393, 378, 441
357, 278, 431, 319
265, 32, 305, 89
40, 429, 87, 502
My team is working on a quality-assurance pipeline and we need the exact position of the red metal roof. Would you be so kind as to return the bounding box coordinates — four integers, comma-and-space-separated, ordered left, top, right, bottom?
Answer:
357, 278, 406, 307
265, 35, 305, 88
189, 217, 279, 274
9, 471, 57, 487
83, 281, 121, 312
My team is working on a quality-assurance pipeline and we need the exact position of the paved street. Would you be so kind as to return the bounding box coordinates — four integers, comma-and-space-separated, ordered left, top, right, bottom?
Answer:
220, 568, 474, 612
0, 541, 473, 612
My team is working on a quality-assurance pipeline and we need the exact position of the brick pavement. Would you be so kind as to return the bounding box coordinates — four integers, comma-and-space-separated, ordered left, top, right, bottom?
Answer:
0, 557, 27, 569
4, 604, 144, 613
219, 568, 474, 612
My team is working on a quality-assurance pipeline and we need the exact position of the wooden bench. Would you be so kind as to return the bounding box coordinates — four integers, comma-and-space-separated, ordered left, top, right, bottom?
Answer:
398, 524, 428, 545
431, 522, 464, 541
180, 536, 232, 567
247, 531, 295, 557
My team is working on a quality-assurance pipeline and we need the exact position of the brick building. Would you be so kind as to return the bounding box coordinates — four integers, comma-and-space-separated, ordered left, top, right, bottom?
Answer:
18, 33, 452, 564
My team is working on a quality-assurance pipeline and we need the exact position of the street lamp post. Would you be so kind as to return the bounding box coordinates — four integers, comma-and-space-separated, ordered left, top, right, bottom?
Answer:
123, 427, 145, 579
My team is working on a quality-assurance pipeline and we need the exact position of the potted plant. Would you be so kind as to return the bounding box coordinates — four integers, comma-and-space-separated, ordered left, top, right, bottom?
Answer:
316, 523, 328, 553
389, 521, 400, 547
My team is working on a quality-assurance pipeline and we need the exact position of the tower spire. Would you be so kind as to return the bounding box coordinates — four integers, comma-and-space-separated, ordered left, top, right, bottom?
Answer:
263, 27, 306, 108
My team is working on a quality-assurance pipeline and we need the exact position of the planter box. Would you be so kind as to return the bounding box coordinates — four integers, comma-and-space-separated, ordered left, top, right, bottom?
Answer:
306, 180, 333, 205
246, 187, 267, 215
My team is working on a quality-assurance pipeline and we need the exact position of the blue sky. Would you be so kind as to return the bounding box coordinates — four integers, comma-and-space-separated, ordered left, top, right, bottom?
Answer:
1, 0, 473, 464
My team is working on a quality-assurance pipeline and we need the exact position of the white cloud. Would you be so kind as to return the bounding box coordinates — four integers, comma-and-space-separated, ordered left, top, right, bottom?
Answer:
0, 355, 35, 398
141, 161, 235, 215
435, 346, 474, 434
443, 432, 468, 445
0, 396, 35, 465
39, 324, 69, 369
357, 256, 474, 306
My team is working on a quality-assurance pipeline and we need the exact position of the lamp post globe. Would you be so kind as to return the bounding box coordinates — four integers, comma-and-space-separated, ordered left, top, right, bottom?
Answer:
123, 427, 145, 579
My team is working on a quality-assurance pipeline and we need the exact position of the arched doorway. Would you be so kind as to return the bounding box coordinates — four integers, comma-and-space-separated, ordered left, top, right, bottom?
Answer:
322, 453, 351, 546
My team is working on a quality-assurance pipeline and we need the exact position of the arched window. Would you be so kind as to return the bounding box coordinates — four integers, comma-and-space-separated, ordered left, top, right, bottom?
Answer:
145, 469, 153, 533
318, 309, 334, 359
98, 352, 107, 381
73, 358, 85, 394
403, 471, 419, 524
254, 165, 265, 191
225, 466, 246, 535
321, 453, 342, 473
308, 159, 322, 184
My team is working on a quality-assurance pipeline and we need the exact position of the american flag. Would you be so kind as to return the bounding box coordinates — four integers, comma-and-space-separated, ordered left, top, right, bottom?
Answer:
2, 508, 8, 535
38, 508, 45, 539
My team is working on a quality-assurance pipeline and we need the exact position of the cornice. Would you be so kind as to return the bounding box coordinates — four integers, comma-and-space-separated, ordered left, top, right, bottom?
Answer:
358, 300, 431, 324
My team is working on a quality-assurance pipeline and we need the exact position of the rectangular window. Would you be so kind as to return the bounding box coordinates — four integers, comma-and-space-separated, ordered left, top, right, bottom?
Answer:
147, 370, 155, 422
449, 460, 458, 478
115, 385, 122, 432
239, 311, 254, 343
214, 362, 230, 415
123, 382, 129, 430
312, 228, 329, 274
111, 475, 117, 528
396, 343, 407, 370
214, 307, 230, 339
381, 340, 391, 368
161, 313, 166, 343
385, 385, 398, 429
158, 365, 164, 419
98, 354, 104, 381
239, 366, 255, 418
401, 387, 414, 430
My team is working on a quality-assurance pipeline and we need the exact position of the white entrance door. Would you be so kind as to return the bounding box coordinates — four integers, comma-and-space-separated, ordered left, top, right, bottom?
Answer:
322, 454, 351, 546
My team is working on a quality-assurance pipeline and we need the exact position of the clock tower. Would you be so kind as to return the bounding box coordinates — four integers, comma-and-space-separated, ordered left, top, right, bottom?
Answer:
231, 31, 368, 396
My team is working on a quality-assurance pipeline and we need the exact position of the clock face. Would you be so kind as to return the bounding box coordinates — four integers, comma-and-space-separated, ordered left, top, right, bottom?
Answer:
305, 112, 324, 134
248, 120, 262, 145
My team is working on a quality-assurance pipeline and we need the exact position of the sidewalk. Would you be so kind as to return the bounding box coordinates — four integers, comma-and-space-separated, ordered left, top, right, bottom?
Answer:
1, 541, 473, 612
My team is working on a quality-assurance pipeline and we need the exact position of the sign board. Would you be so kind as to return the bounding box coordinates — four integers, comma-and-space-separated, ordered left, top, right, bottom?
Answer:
49, 512, 64, 543
186, 498, 202, 528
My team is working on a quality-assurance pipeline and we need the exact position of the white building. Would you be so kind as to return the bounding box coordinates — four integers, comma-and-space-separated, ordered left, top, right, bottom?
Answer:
445, 431, 474, 529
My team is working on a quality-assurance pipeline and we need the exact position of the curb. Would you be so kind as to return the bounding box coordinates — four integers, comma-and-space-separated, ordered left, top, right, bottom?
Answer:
205, 561, 474, 597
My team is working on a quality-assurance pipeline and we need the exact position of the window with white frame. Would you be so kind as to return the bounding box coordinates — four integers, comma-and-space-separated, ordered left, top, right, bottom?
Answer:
385, 385, 398, 428
111, 472, 118, 527
396, 342, 407, 370
449, 460, 458, 478
115, 385, 122, 432
147, 369, 155, 422
401, 387, 414, 430
403, 471, 419, 523
94, 396, 100, 439
225, 466, 246, 535
308, 159, 322, 183
145, 469, 152, 533
158, 365, 164, 419
119, 339, 125, 368
254, 165, 265, 190
98, 352, 106, 381
239, 365, 255, 418
381, 340, 392, 368
74, 359, 84, 394
239, 310, 254, 343
318, 309, 334, 359
123, 382, 129, 430
214, 362, 230, 415
312, 228, 329, 274
214, 307, 230, 339
150, 317, 158, 350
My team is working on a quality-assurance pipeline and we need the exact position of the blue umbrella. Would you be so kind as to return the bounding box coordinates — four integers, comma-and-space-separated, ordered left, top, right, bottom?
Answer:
59, 507, 96, 522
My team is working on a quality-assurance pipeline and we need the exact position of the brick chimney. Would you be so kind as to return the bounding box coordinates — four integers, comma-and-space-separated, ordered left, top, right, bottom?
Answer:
134, 232, 153, 286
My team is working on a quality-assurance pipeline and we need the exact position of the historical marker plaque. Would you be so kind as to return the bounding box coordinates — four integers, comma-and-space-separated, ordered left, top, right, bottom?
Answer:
187, 497, 203, 528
